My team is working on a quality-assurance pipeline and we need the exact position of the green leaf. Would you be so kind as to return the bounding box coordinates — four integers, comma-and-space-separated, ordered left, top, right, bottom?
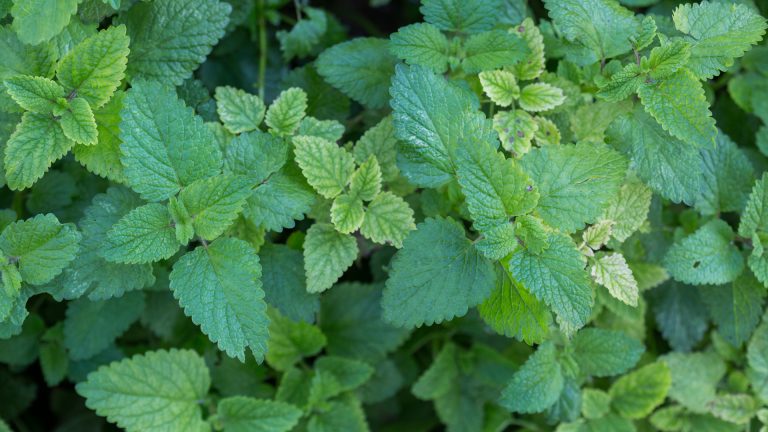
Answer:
609, 362, 671, 419
0, 213, 80, 287
259, 243, 319, 323
76, 349, 210, 432
5, 112, 75, 190
330, 193, 364, 234
606, 106, 701, 205
307, 394, 368, 432
662, 351, 725, 413
297, 117, 345, 142
543, 0, 640, 63
412, 343, 458, 400
319, 282, 409, 362
509, 231, 592, 330
494, 109, 537, 155
224, 130, 287, 184
709, 394, 758, 425
637, 69, 717, 147
644, 40, 692, 80
303, 223, 358, 294
353, 116, 399, 182
73, 91, 129, 183
478, 265, 551, 344
474, 222, 518, 260
499, 342, 564, 414
276, 7, 327, 61
102, 203, 180, 264
653, 282, 709, 352
420, 0, 502, 34
569, 328, 643, 377
59, 97, 98, 145
316, 38, 397, 109
11, 0, 79, 45
359, 191, 415, 248
115, 0, 231, 85
511, 18, 546, 80
390, 64, 496, 187
39, 325, 67, 386
518, 83, 565, 112
455, 139, 538, 233
462, 30, 529, 74
382, 217, 495, 327
672, 1, 767, 79
170, 237, 269, 362
314, 356, 374, 393
56, 25, 130, 109
581, 389, 612, 419
215, 396, 302, 432
266, 308, 326, 371
590, 253, 639, 307
521, 142, 627, 233
120, 80, 223, 202
389, 23, 450, 73
748, 320, 768, 401
664, 219, 744, 285
601, 176, 652, 242
695, 132, 755, 216
701, 273, 765, 347
598, 63, 643, 102
349, 156, 381, 201
265, 87, 307, 136
740, 172, 768, 239
63, 291, 145, 360
214, 86, 266, 134
3, 75, 65, 114
168, 196, 194, 245
178, 174, 254, 241
244, 163, 315, 232
479, 69, 519, 107
293, 135, 355, 199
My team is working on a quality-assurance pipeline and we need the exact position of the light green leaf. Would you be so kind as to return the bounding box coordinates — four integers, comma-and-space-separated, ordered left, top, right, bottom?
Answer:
748, 320, 768, 401
293, 135, 355, 199
11, 0, 79, 45
266, 308, 325, 371
581, 389, 612, 420
297, 117, 345, 142
359, 191, 415, 248
569, 328, 643, 377
478, 265, 551, 344
638, 69, 717, 147
389, 23, 450, 73
215, 396, 302, 432
215, 86, 266, 134
120, 80, 222, 202
511, 18, 546, 80
509, 232, 592, 330
543, 0, 640, 63
303, 223, 358, 294
316, 38, 397, 109
420, 0, 502, 34
701, 273, 765, 347
224, 130, 287, 184
178, 174, 254, 241
102, 203, 180, 264
170, 237, 269, 362
63, 291, 144, 360
499, 342, 563, 413
518, 83, 565, 112
598, 63, 643, 102
664, 219, 744, 285
0, 213, 80, 285
330, 194, 364, 234
601, 176, 651, 242
521, 142, 627, 233
349, 156, 381, 201
475, 222, 518, 260
644, 40, 691, 80
115, 0, 231, 85
673, 1, 767, 79
590, 253, 639, 307
462, 30, 529, 74
76, 349, 210, 432
56, 25, 130, 109
708, 394, 758, 425
314, 356, 374, 393
479, 69, 519, 107
583, 220, 614, 251
606, 106, 701, 205
168, 196, 194, 246
5, 112, 75, 190
740, 172, 768, 239
494, 109, 537, 155
73, 91, 128, 183
244, 164, 315, 232
662, 351, 725, 413
276, 7, 327, 61
307, 394, 368, 432
3, 75, 65, 114
609, 362, 671, 419
319, 282, 409, 362
353, 116, 399, 182
265, 87, 307, 136
59, 97, 98, 145
382, 217, 495, 327
455, 139, 538, 233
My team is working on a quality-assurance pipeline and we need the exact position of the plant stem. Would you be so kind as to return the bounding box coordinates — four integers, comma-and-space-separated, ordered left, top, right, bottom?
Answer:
257, 0, 267, 101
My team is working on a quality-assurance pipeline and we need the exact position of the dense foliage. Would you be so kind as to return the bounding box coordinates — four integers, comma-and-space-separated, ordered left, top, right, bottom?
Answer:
0, 0, 768, 431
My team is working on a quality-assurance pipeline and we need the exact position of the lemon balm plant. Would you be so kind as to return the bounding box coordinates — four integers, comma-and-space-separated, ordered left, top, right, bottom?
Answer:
0, 0, 767, 431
